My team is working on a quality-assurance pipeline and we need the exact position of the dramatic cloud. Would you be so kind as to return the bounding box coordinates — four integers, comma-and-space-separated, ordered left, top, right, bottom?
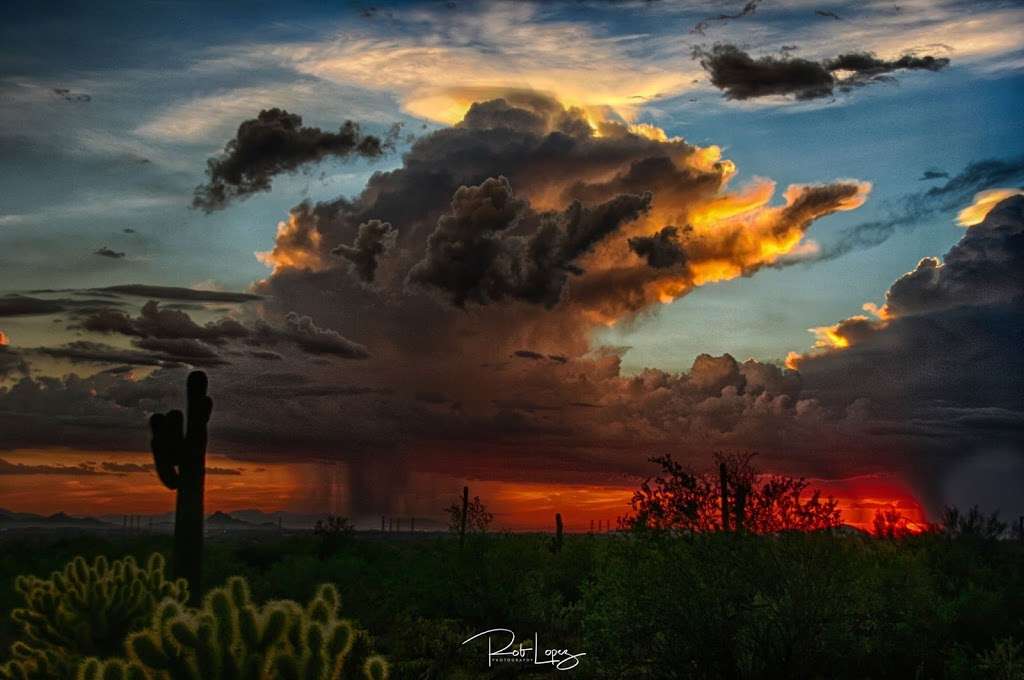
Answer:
791, 195, 1024, 410
407, 176, 652, 307
884, 196, 1024, 317
695, 44, 949, 100
957, 189, 1024, 227
817, 156, 1024, 260
94, 246, 126, 259
72, 299, 368, 364
14, 91, 1018, 519
193, 108, 392, 211
332, 219, 396, 283
80, 301, 249, 344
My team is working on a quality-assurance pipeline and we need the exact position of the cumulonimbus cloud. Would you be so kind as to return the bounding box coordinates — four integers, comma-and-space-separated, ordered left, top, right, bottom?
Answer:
10, 91, 1020, 521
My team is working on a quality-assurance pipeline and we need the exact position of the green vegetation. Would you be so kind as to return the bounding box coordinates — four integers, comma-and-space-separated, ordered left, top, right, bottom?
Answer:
1, 529, 1022, 679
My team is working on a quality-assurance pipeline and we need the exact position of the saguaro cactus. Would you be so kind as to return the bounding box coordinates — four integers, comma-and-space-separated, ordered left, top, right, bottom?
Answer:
459, 486, 469, 548
552, 513, 564, 554
719, 462, 730, 532
150, 371, 212, 604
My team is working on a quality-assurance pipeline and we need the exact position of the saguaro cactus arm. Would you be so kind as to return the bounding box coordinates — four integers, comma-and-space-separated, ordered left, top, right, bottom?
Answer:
149, 410, 183, 490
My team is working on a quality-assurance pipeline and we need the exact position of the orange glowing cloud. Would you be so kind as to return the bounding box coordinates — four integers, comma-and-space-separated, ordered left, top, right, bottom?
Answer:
256, 209, 327, 275
0, 330, 8, 346
957, 188, 1024, 227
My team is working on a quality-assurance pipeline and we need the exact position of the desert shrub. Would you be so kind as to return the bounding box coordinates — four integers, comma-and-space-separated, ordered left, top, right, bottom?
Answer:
582, 532, 948, 680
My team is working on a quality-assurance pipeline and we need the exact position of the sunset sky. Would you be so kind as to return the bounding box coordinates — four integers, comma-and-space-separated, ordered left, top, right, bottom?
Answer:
1, 0, 1022, 529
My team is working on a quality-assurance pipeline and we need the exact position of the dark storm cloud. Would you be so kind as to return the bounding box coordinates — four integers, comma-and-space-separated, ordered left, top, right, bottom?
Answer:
332, 219, 396, 283
254, 312, 370, 358
80, 301, 249, 344
95, 285, 262, 303
193, 108, 392, 212
0, 92, 941, 515
130, 337, 228, 365
94, 246, 126, 259
695, 45, 836, 100
0, 295, 124, 317
818, 156, 1024, 260
883, 195, 1024, 316
407, 175, 651, 307
796, 196, 1024, 417
695, 44, 949, 100
628, 226, 688, 268
0, 295, 63, 317
72, 298, 369, 364
565, 155, 721, 205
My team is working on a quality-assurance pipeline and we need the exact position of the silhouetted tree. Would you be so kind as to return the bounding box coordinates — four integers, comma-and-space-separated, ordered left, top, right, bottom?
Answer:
626, 453, 841, 533
314, 515, 355, 560
445, 493, 493, 535
941, 505, 1006, 540
872, 504, 912, 538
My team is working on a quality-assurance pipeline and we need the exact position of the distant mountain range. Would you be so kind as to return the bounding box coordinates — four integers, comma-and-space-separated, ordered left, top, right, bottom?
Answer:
1, 508, 446, 532
0, 508, 112, 527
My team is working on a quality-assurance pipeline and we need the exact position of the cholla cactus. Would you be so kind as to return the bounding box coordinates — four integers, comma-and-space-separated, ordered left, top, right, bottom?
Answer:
78, 577, 388, 680
0, 554, 187, 680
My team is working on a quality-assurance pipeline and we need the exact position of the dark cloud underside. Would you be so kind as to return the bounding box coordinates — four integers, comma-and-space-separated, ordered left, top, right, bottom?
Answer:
696, 44, 950, 100
193, 108, 392, 212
